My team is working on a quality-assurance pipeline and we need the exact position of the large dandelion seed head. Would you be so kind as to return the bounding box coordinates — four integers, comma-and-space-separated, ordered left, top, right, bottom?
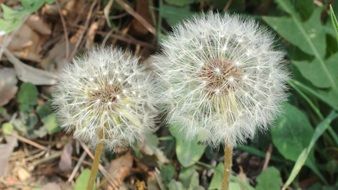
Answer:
154, 13, 289, 146
53, 47, 158, 151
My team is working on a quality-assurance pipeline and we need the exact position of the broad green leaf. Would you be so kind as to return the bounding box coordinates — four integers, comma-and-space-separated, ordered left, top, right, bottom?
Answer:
0, 0, 54, 34
169, 125, 206, 167
272, 103, 325, 182
42, 113, 60, 134
274, 0, 296, 15
272, 103, 314, 161
256, 167, 282, 190
17, 83, 38, 112
74, 169, 91, 190
264, 8, 326, 58
208, 163, 223, 190
264, 6, 338, 93
164, 0, 195, 6
283, 111, 338, 189
230, 175, 255, 190
178, 167, 203, 190
293, 52, 338, 89
160, 164, 176, 185
168, 180, 185, 190
160, 4, 194, 26
0, 4, 27, 33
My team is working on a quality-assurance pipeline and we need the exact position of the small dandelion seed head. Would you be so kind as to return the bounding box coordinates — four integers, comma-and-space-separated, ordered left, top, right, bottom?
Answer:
153, 13, 289, 146
53, 47, 159, 151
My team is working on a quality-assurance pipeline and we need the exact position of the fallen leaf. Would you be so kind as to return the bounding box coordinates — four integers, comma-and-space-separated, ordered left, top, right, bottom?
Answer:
0, 134, 18, 176
41, 182, 61, 190
17, 167, 30, 181
4, 48, 58, 85
26, 14, 51, 35
105, 152, 133, 190
0, 68, 18, 106
58, 141, 73, 171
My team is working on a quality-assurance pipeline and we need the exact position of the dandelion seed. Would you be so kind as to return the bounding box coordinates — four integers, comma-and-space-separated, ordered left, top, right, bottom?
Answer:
53, 47, 158, 151
153, 12, 289, 146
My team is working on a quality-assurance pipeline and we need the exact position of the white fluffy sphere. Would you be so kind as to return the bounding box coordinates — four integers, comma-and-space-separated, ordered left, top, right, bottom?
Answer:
53, 47, 158, 151
154, 13, 289, 146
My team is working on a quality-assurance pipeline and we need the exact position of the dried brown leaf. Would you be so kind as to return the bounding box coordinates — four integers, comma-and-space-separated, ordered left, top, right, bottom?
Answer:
0, 68, 18, 106
4, 48, 58, 85
26, 15, 51, 35
0, 135, 18, 176
58, 142, 73, 171
105, 152, 133, 190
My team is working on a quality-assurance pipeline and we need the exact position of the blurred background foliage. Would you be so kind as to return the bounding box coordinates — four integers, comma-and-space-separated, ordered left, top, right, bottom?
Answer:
0, 0, 338, 189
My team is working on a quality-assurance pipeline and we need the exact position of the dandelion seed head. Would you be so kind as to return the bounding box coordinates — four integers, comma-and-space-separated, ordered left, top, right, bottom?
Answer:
154, 13, 289, 146
53, 47, 158, 151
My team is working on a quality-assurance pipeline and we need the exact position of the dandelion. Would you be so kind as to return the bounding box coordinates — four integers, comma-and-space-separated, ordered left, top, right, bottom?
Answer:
53, 47, 158, 190
153, 13, 289, 190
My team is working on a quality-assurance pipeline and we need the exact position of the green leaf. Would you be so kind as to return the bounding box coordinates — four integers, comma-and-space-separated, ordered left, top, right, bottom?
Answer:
160, 4, 194, 26
293, 52, 338, 89
282, 111, 338, 189
178, 167, 203, 190
256, 167, 282, 190
168, 180, 185, 190
264, 6, 338, 93
0, 0, 54, 34
169, 125, 206, 167
160, 164, 176, 185
0, 4, 28, 33
74, 169, 91, 190
164, 0, 195, 6
42, 113, 60, 134
272, 103, 325, 182
208, 163, 223, 190
20, 0, 54, 12
272, 103, 314, 161
264, 8, 326, 58
2, 122, 14, 135
36, 102, 53, 119
288, 79, 338, 110
330, 5, 338, 40
17, 83, 38, 112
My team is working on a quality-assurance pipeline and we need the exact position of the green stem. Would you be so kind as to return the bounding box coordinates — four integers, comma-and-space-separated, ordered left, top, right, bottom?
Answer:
222, 144, 233, 190
87, 128, 104, 190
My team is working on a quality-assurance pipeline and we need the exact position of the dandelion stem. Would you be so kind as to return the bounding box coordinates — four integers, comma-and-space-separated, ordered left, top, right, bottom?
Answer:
222, 144, 233, 190
87, 128, 104, 190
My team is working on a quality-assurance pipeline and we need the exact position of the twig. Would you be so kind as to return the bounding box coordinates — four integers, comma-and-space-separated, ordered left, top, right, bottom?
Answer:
103, 32, 155, 49
224, 0, 234, 11
55, 0, 70, 59
115, 0, 156, 35
31, 151, 62, 168
68, 151, 87, 182
69, 0, 98, 59
14, 133, 47, 150
262, 144, 272, 170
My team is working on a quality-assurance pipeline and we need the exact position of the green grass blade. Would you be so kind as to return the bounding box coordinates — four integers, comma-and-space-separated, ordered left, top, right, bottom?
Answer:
282, 111, 338, 190
330, 5, 338, 40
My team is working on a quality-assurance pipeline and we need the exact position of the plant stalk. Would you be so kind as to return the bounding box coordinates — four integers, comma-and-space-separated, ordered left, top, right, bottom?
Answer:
222, 144, 233, 190
87, 128, 104, 190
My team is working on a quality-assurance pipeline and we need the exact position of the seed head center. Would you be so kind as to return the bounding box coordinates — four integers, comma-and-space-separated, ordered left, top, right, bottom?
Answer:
89, 84, 121, 104
199, 59, 242, 95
